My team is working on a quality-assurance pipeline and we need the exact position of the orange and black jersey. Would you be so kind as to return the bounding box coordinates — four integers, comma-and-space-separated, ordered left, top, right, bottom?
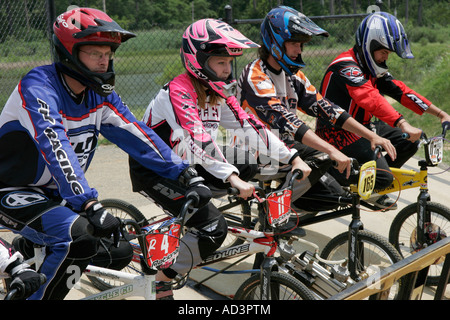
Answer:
318, 47, 431, 149
237, 58, 350, 143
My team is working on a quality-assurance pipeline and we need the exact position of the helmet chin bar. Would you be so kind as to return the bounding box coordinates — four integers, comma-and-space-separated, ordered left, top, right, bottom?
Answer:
56, 61, 116, 97
207, 80, 237, 99
220, 81, 237, 98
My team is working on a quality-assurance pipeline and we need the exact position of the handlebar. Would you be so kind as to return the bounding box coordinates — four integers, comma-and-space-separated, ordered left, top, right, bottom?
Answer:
332, 158, 360, 176
401, 131, 426, 141
4, 273, 47, 300
401, 121, 449, 141
443, 121, 450, 138
120, 198, 196, 240
175, 198, 196, 227
227, 169, 304, 197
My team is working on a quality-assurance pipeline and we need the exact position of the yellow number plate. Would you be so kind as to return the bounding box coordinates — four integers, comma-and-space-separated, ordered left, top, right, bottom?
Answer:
358, 160, 376, 199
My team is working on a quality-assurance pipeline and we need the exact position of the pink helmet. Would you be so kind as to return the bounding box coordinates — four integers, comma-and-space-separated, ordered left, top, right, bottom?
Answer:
181, 19, 259, 98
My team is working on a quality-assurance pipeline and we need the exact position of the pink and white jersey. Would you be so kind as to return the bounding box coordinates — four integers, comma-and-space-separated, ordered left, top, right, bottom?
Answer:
143, 73, 297, 181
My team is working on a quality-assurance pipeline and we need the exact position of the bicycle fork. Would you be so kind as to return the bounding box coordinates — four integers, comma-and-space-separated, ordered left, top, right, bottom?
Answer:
348, 196, 365, 281
416, 164, 431, 247
252, 235, 279, 300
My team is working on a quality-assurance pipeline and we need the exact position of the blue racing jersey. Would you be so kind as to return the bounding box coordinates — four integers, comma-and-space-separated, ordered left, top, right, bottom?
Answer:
0, 64, 188, 211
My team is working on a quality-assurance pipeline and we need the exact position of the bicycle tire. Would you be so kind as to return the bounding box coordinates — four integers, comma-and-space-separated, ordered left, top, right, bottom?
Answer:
320, 230, 403, 300
234, 271, 315, 300
388, 201, 450, 286
87, 199, 147, 291
213, 196, 253, 248
100, 198, 148, 225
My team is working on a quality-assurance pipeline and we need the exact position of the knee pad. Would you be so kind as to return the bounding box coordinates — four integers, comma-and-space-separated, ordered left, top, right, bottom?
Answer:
67, 216, 99, 259
304, 152, 333, 184
305, 152, 333, 173
196, 215, 228, 259
91, 238, 133, 270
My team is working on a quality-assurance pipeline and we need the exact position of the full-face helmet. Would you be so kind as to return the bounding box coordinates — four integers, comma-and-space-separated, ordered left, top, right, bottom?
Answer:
181, 18, 259, 99
53, 7, 136, 96
261, 6, 329, 75
355, 12, 413, 78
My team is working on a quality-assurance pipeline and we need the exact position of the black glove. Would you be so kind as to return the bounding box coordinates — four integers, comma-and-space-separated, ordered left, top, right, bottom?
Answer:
9, 264, 44, 299
179, 167, 212, 208
85, 201, 120, 246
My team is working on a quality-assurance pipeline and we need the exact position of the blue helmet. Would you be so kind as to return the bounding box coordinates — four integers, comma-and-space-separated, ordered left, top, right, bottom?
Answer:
355, 12, 414, 78
260, 6, 329, 75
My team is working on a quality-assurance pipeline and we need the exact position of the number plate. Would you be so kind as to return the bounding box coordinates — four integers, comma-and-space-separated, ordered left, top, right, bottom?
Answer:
267, 189, 292, 227
428, 138, 443, 165
142, 217, 180, 269
358, 160, 376, 199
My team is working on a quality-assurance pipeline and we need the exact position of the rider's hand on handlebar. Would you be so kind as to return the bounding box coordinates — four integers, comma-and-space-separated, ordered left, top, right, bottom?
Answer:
226, 173, 255, 199
290, 156, 310, 181
329, 150, 353, 179
85, 201, 121, 246
398, 120, 422, 142
369, 136, 397, 162
185, 183, 211, 209
180, 167, 212, 208
8, 263, 44, 299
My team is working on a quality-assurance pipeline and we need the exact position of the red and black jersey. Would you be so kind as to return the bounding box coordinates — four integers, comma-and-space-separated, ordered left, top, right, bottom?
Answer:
317, 47, 431, 149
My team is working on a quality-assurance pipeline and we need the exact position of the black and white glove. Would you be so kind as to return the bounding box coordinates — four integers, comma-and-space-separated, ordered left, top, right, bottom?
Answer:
85, 201, 120, 246
8, 262, 44, 299
179, 167, 212, 208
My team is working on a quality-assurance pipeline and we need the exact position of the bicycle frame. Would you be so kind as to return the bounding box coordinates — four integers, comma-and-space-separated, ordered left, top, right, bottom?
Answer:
81, 265, 155, 300
194, 171, 304, 299
197, 225, 280, 299
2, 199, 196, 301
0, 242, 157, 300
376, 126, 448, 247
8, 241, 156, 300
376, 163, 430, 246
215, 159, 380, 283
199, 226, 276, 266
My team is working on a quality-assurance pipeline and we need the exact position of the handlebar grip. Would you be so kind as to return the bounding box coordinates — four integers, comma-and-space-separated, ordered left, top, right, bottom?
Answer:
291, 169, 303, 180
4, 288, 18, 300
402, 132, 410, 139
4, 273, 47, 300
178, 198, 196, 226
442, 121, 450, 137
374, 145, 383, 158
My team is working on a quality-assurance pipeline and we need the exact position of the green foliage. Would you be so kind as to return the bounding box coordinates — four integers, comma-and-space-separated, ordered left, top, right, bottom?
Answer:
49, 1, 450, 30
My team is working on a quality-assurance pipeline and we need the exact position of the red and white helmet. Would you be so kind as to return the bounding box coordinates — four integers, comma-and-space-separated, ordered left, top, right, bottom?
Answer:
181, 19, 259, 98
53, 7, 135, 96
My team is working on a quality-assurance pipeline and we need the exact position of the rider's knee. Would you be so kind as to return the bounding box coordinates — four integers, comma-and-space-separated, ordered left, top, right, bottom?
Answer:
303, 152, 333, 184
197, 214, 228, 259
67, 216, 99, 259
375, 171, 394, 191
306, 152, 333, 172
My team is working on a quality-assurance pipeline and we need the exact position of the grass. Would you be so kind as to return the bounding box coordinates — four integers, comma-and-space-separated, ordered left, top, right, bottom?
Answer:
1, 27, 448, 164
387, 42, 450, 165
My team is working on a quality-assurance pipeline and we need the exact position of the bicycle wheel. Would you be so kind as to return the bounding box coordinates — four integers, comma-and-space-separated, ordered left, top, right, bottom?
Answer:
87, 199, 147, 291
212, 196, 253, 248
388, 201, 450, 286
234, 272, 315, 300
320, 230, 403, 299
101, 198, 148, 225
